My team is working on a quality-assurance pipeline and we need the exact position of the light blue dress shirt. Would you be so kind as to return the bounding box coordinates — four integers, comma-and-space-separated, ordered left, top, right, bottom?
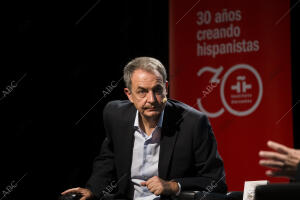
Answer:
131, 110, 164, 200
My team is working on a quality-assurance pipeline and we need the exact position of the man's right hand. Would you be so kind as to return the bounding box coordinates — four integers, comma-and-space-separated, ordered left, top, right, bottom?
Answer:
61, 187, 93, 200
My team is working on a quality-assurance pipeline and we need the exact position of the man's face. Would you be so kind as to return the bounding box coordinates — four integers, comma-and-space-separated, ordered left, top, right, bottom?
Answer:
124, 69, 168, 120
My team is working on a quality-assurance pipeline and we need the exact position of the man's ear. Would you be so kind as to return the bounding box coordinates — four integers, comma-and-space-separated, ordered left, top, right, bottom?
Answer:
165, 81, 169, 96
124, 88, 134, 103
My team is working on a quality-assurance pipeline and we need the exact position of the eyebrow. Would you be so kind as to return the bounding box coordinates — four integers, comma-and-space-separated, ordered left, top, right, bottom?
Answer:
136, 87, 147, 91
136, 84, 163, 91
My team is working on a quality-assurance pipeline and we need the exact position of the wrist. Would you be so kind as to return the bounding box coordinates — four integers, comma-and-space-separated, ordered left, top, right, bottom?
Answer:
169, 181, 180, 195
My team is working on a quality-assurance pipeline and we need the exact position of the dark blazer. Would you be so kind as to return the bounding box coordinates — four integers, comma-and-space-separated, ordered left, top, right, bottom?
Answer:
295, 163, 300, 182
86, 99, 227, 199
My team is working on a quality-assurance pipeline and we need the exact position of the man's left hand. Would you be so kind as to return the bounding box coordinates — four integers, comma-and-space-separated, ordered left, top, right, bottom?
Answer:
259, 140, 300, 179
140, 176, 179, 196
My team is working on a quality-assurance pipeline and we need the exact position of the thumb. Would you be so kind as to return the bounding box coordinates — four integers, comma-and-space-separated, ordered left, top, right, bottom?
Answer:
61, 187, 80, 195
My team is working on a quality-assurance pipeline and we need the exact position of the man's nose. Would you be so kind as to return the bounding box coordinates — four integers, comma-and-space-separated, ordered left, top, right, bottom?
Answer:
146, 90, 156, 103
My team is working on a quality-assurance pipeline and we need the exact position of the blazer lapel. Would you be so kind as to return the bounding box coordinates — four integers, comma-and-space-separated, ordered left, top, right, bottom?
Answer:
117, 103, 136, 195
158, 101, 179, 180
122, 104, 136, 174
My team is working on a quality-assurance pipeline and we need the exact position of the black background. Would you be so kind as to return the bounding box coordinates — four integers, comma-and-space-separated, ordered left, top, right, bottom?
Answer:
0, 0, 299, 199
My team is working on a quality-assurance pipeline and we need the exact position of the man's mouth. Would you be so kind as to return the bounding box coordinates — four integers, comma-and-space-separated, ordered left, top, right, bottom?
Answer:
145, 107, 158, 110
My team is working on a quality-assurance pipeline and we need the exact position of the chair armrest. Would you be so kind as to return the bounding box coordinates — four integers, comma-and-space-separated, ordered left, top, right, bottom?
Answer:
177, 191, 199, 200
226, 191, 243, 200
58, 192, 82, 200
177, 191, 230, 200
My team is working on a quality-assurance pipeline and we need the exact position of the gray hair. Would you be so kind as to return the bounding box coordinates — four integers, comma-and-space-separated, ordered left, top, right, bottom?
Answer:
123, 57, 167, 91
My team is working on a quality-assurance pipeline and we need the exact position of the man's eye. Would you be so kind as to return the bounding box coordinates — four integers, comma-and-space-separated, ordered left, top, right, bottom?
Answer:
154, 87, 163, 93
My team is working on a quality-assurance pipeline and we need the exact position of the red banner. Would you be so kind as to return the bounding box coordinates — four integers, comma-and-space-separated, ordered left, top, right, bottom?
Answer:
169, 0, 293, 190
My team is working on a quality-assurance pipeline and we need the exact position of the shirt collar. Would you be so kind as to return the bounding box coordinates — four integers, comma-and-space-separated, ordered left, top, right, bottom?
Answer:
134, 109, 164, 129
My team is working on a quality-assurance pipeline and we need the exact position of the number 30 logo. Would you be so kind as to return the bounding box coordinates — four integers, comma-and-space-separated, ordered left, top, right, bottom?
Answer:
197, 64, 263, 118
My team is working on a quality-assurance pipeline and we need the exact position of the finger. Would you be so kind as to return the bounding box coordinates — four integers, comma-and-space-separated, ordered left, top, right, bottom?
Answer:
149, 186, 156, 193
266, 169, 289, 178
259, 159, 284, 169
147, 182, 156, 190
140, 182, 146, 186
265, 170, 276, 177
145, 177, 155, 185
154, 188, 162, 196
267, 141, 290, 154
259, 151, 287, 162
61, 187, 81, 195
149, 185, 160, 194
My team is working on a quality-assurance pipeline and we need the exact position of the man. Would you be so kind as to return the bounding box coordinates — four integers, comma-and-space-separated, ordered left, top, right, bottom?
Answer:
62, 57, 227, 199
259, 140, 300, 181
